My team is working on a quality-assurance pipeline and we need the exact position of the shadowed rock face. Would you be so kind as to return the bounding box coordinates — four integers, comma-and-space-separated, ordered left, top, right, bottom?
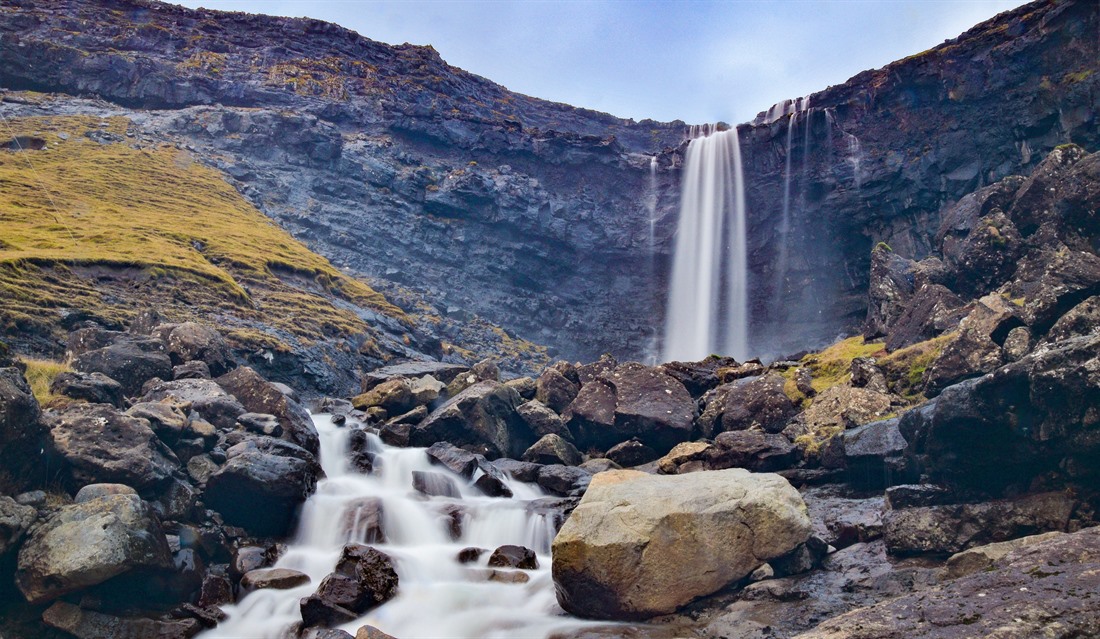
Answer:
1, 0, 1095, 365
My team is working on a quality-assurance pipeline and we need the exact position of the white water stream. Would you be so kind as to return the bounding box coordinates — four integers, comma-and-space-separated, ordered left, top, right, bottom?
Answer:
201, 415, 590, 639
663, 125, 748, 362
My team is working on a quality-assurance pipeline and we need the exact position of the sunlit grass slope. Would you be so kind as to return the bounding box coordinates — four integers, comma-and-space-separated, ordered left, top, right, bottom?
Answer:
0, 114, 404, 350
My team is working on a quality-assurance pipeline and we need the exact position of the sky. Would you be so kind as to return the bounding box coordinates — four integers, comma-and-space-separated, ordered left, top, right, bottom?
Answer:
172, 0, 1030, 125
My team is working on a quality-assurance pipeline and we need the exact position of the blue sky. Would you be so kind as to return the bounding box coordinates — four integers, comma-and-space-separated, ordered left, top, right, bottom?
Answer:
172, 0, 1030, 125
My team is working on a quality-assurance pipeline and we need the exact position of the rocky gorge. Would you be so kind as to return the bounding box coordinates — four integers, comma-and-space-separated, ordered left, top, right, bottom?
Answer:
0, 0, 1098, 637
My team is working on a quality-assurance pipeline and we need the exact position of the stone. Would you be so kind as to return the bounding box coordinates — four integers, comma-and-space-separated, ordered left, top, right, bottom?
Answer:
717, 360, 766, 383
709, 430, 800, 473
491, 458, 541, 483
552, 468, 811, 620
362, 362, 469, 389
42, 601, 201, 639
864, 245, 917, 339
516, 399, 573, 442
885, 284, 967, 352
536, 465, 591, 497
140, 378, 246, 431
456, 547, 486, 564
301, 544, 398, 627
237, 412, 283, 437
165, 322, 234, 377
565, 363, 696, 454
535, 367, 579, 413
658, 357, 737, 397
802, 385, 895, 435
340, 497, 386, 544
173, 361, 211, 380
49, 371, 124, 407
46, 403, 179, 490
578, 458, 621, 473
943, 531, 1064, 580
73, 483, 137, 503
487, 544, 538, 570
472, 466, 513, 498
1001, 325, 1032, 361
522, 433, 583, 466
605, 438, 658, 467
425, 441, 480, 478
355, 626, 398, 639
125, 401, 189, 443
793, 526, 1100, 639
656, 441, 713, 475
883, 491, 1074, 555
239, 567, 310, 591
848, 358, 888, 394
16, 493, 172, 604
411, 470, 460, 498
883, 484, 953, 510
72, 337, 173, 398
216, 366, 319, 455
0, 367, 44, 492
697, 374, 796, 438
923, 293, 1023, 395
352, 378, 415, 413
503, 376, 537, 399
0, 495, 36, 557
1045, 294, 1100, 342
841, 418, 916, 489
411, 380, 533, 459
203, 443, 319, 537
802, 486, 884, 549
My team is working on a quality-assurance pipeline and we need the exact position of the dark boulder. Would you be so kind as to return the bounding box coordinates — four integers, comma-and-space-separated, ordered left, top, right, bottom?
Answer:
362, 361, 468, 390
46, 403, 179, 490
164, 322, 234, 377
697, 373, 797, 438
535, 367, 579, 414
42, 601, 201, 639
411, 381, 533, 459
0, 495, 36, 558
49, 371, 124, 407
491, 458, 541, 483
239, 567, 311, 592
922, 293, 1022, 395
425, 441, 480, 478
300, 544, 398, 628
0, 366, 45, 492
72, 337, 173, 398
884, 284, 966, 352
487, 544, 538, 570
139, 378, 246, 431
864, 245, 916, 339
516, 399, 573, 442
709, 430, 799, 473
537, 465, 591, 497
658, 357, 737, 398
1044, 295, 1100, 342
522, 434, 582, 466
217, 366, 318, 455
605, 439, 658, 467
173, 361, 211, 380
842, 418, 917, 489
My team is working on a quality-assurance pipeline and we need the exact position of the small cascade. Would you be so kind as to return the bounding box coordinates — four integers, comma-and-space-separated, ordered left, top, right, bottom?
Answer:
773, 97, 812, 316
663, 126, 748, 362
824, 108, 865, 188
202, 416, 588, 639
645, 154, 660, 364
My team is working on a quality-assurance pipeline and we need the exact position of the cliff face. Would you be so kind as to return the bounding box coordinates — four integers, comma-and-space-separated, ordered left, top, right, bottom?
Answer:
1, 0, 1096, 363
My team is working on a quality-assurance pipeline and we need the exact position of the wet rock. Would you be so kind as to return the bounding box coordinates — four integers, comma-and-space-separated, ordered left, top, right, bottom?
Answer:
240, 567, 310, 591
352, 378, 415, 413
378, 421, 410, 447
802, 486, 884, 549
864, 245, 917, 339
842, 418, 916, 489
411, 381, 533, 459
486, 568, 530, 584
771, 536, 830, 577
125, 401, 189, 444
456, 547, 485, 564
516, 399, 572, 442
697, 374, 796, 438
16, 493, 172, 604
203, 441, 319, 537
425, 441, 480, 478
217, 366, 318, 455
347, 428, 379, 474
472, 465, 513, 498
565, 363, 695, 453
230, 545, 273, 581
140, 378, 246, 431
72, 337, 173, 398
411, 470, 460, 498
942, 531, 1064, 580
883, 484, 953, 510
42, 601, 201, 639
492, 458, 541, 483
709, 430, 799, 473
1044, 294, 1100, 342
49, 371, 124, 407
0, 495, 36, 557
537, 465, 591, 497
172, 361, 211, 380
237, 412, 282, 437
198, 571, 233, 608
884, 284, 966, 352
340, 497, 386, 544
301, 544, 398, 628
487, 544, 538, 570
658, 357, 737, 397
883, 491, 1074, 555
605, 439, 658, 467
794, 526, 1100, 639
535, 367, 579, 413
716, 360, 766, 383
923, 293, 1022, 395
522, 433, 582, 466
552, 468, 811, 620
165, 322, 234, 377
46, 403, 179, 490
0, 367, 44, 492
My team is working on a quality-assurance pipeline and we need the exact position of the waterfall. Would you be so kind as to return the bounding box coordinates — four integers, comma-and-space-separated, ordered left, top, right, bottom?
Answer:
773, 97, 811, 317
662, 126, 748, 362
200, 416, 589, 639
645, 155, 660, 364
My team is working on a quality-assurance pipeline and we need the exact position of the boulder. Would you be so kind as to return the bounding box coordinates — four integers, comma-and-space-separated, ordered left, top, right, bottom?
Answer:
46, 403, 179, 490
656, 441, 713, 475
923, 293, 1023, 395
411, 471, 460, 498
74, 483, 137, 503
1001, 325, 1032, 361
709, 430, 800, 473
49, 371, 124, 407
848, 358, 888, 394
1044, 294, 1100, 342
351, 378, 415, 413
1005, 247, 1100, 334
536, 465, 591, 497
15, 493, 172, 604
503, 376, 537, 399
203, 439, 319, 537
884, 284, 966, 352
535, 367, 578, 413
516, 399, 573, 442
240, 567, 311, 591
950, 209, 1024, 297
125, 401, 189, 444
410, 381, 533, 459
491, 458, 541, 483
487, 544, 538, 569
172, 361, 211, 380
565, 363, 695, 453
943, 531, 1064, 580
658, 357, 737, 397
341, 497, 386, 544
522, 434, 582, 466
216, 366, 318, 455
72, 337, 173, 398
42, 601, 201, 639
793, 526, 1100, 639
356, 626, 398, 639
697, 374, 796, 438
883, 491, 1074, 555
362, 361, 469, 390
0, 495, 37, 557
139, 378, 246, 431
605, 438, 658, 467
300, 544, 398, 628
553, 468, 811, 620
864, 245, 916, 339
801, 385, 895, 435
0, 367, 45, 492
841, 418, 916, 489
165, 322, 234, 377
65, 327, 125, 359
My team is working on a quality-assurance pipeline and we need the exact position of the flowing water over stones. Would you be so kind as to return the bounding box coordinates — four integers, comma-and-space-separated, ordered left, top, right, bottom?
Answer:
663, 126, 749, 362
202, 415, 588, 639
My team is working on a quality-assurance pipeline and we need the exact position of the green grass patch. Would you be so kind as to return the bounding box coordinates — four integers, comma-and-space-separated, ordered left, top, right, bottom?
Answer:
19, 357, 71, 406
800, 336, 886, 394
878, 332, 956, 401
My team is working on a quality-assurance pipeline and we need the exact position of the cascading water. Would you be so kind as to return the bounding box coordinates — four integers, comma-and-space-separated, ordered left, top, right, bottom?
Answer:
773, 97, 811, 317
662, 125, 748, 362
645, 154, 660, 364
201, 416, 589, 639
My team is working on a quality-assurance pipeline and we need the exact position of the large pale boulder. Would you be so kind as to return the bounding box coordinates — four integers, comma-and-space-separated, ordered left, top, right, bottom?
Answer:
552, 468, 811, 620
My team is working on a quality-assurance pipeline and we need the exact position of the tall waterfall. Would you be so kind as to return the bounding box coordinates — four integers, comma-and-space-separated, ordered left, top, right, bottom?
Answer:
662, 126, 748, 362
774, 97, 811, 317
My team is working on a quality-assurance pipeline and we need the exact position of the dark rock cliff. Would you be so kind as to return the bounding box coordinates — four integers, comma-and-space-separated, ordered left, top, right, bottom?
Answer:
1, 0, 1096, 363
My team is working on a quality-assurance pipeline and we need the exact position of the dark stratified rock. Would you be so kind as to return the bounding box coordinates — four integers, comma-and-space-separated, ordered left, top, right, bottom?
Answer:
709, 430, 799, 473
203, 438, 319, 537
606, 439, 658, 468
565, 363, 695, 454
487, 545, 538, 570
411, 380, 533, 459
492, 458, 542, 483
49, 371, 124, 407
72, 337, 173, 398
216, 366, 318, 455
164, 322, 234, 377
697, 374, 798, 438
516, 399, 573, 442
16, 493, 172, 604
535, 368, 579, 414
425, 441, 480, 478
884, 284, 966, 352
0, 495, 36, 558
658, 357, 737, 398
537, 465, 591, 497
883, 491, 1075, 556
522, 434, 582, 466
173, 361, 212, 380
42, 601, 201, 639
0, 366, 45, 492
45, 403, 179, 490
794, 526, 1100, 639
864, 245, 917, 339
300, 544, 398, 628
1045, 295, 1100, 342
841, 418, 916, 489
362, 362, 469, 390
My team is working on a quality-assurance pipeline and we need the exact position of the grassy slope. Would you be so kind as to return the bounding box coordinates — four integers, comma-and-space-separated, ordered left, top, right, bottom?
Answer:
0, 113, 406, 353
